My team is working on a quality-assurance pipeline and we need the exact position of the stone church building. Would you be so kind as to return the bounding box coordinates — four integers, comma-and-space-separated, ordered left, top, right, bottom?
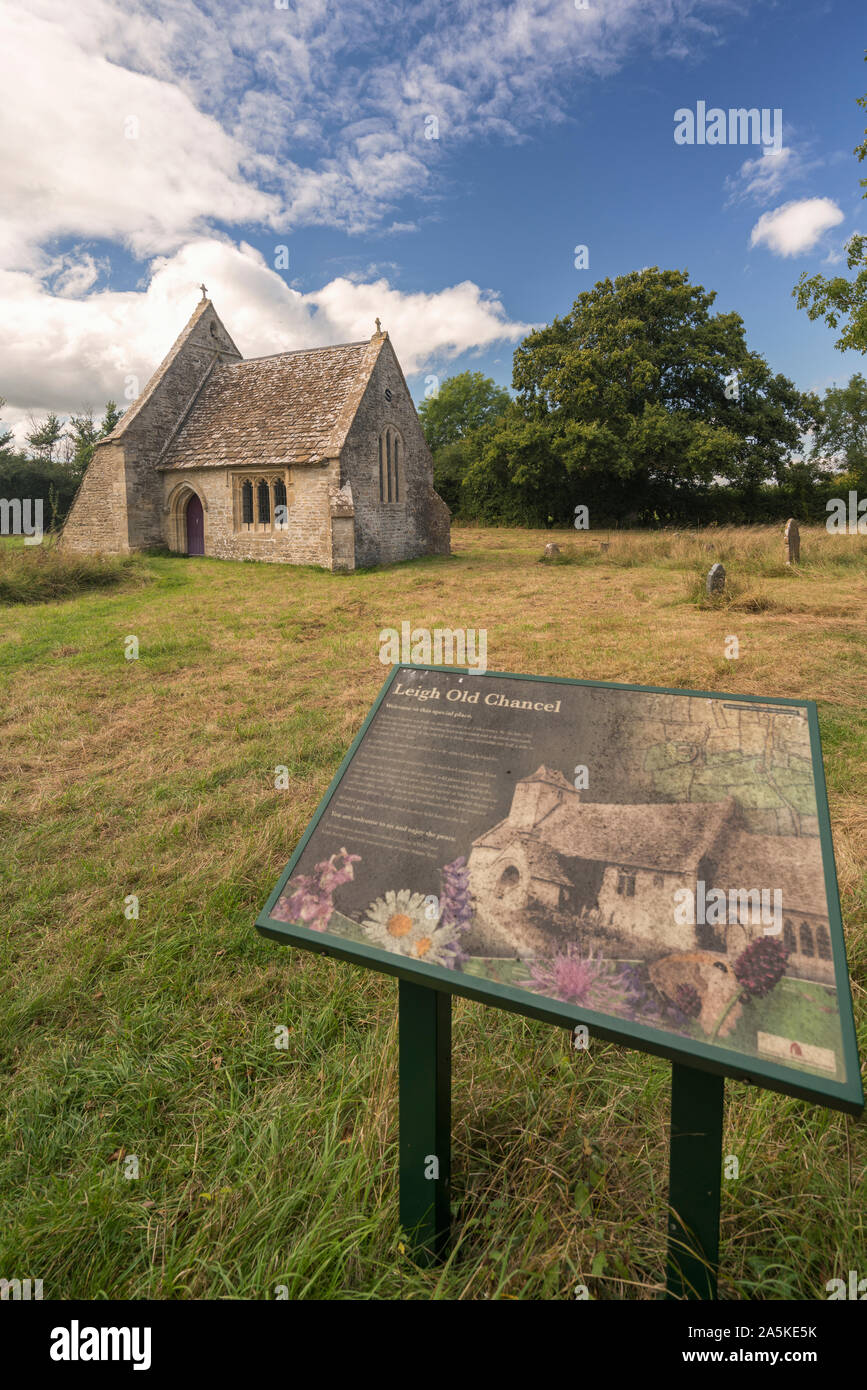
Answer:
467, 766, 833, 985
61, 295, 450, 570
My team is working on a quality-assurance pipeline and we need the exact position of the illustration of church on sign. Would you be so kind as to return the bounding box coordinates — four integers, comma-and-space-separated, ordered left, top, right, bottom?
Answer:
61, 295, 450, 571
466, 767, 833, 985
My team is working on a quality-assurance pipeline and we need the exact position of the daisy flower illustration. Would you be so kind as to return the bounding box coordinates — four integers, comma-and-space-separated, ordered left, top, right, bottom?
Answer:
362, 890, 462, 965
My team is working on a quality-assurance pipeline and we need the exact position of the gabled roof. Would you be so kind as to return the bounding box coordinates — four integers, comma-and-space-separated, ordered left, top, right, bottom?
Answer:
157, 336, 387, 471
539, 799, 736, 874
516, 839, 574, 886
103, 299, 242, 444
522, 766, 576, 791
709, 833, 827, 917
475, 798, 740, 875
475, 787, 826, 910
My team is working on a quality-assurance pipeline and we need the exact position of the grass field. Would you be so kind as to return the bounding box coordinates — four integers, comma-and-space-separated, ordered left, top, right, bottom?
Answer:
1, 524, 865, 1299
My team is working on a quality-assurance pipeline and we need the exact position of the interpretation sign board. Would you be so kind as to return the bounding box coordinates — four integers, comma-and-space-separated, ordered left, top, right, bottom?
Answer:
257, 666, 863, 1115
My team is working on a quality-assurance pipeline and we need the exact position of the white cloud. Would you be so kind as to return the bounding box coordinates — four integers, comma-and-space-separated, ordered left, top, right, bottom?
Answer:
44, 251, 112, 299
308, 275, 534, 372
0, 0, 730, 430
725, 145, 811, 205
749, 198, 845, 257
3, 0, 732, 263
0, 8, 281, 271
0, 238, 534, 437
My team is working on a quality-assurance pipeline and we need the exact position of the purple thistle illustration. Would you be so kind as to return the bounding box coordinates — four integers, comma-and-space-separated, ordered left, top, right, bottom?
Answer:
272, 848, 361, 932
733, 936, 790, 1001
519, 946, 635, 1011
710, 935, 791, 1041
673, 983, 702, 1019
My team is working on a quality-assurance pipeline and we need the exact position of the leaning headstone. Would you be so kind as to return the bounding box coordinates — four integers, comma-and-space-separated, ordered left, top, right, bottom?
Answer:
542, 543, 560, 560
599, 541, 610, 554
706, 562, 725, 595
784, 518, 800, 566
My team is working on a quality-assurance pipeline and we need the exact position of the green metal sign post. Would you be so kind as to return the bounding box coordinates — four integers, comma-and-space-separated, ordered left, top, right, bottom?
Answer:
398, 981, 452, 1264
666, 1064, 724, 1300
398, 984, 727, 1296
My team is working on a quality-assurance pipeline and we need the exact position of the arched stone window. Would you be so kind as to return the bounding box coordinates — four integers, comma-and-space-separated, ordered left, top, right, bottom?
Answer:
274, 478, 287, 519
378, 427, 403, 503
799, 922, 814, 957
816, 925, 831, 960
783, 920, 796, 954
241, 480, 254, 525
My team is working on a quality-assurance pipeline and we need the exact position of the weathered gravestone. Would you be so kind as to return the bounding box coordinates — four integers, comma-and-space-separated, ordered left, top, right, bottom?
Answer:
785, 518, 800, 566
706, 562, 726, 595
542, 543, 560, 560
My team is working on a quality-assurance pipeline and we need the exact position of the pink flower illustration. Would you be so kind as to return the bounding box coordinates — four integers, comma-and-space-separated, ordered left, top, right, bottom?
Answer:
272, 848, 361, 932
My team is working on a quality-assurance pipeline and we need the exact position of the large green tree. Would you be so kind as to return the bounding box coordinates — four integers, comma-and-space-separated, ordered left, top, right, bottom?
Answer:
66, 401, 122, 473
418, 371, 511, 514
417, 371, 510, 452
68, 410, 100, 473
463, 267, 814, 525
793, 62, 867, 352
100, 399, 124, 436
812, 372, 867, 486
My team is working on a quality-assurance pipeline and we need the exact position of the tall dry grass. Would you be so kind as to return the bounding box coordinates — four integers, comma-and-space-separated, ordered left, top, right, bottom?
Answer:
0, 537, 149, 604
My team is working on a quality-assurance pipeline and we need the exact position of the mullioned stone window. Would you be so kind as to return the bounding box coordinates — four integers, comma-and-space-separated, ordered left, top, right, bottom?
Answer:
233, 471, 290, 532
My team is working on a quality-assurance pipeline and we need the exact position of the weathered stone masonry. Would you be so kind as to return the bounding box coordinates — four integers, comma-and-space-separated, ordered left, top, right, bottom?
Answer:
61, 298, 450, 572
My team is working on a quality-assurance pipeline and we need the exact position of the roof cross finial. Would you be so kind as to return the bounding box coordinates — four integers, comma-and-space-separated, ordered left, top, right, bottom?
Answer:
375, 317, 381, 335
199, 283, 208, 301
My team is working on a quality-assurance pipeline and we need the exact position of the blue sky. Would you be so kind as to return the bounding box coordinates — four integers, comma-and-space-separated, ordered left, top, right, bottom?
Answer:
1, 0, 865, 438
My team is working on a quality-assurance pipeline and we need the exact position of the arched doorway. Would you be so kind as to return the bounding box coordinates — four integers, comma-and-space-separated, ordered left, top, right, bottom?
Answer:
185, 493, 204, 555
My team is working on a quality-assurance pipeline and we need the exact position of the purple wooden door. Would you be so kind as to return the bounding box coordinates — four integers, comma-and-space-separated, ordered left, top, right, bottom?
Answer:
185, 494, 204, 555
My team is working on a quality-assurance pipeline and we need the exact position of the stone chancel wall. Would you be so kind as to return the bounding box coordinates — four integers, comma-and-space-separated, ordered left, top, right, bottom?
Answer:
60, 442, 129, 554
62, 301, 242, 555
340, 340, 450, 568
163, 462, 339, 567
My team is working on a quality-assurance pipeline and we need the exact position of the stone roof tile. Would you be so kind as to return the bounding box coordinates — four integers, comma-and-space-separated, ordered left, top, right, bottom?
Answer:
475, 800, 737, 874
158, 338, 384, 471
